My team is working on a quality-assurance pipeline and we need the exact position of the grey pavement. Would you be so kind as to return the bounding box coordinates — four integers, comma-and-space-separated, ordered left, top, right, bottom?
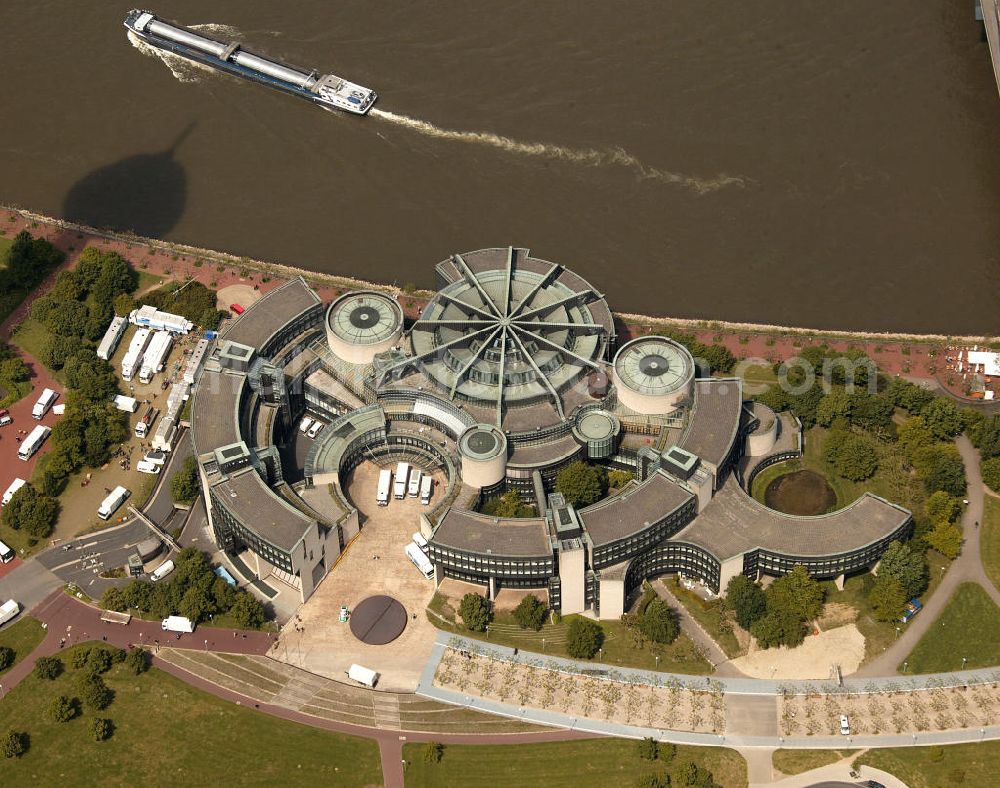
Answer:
36, 519, 152, 596
725, 694, 777, 737
754, 759, 906, 788
145, 431, 192, 523
856, 434, 998, 677
0, 559, 62, 627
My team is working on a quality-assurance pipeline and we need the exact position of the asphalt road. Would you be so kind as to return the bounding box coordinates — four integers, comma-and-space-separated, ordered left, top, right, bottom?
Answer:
0, 560, 62, 630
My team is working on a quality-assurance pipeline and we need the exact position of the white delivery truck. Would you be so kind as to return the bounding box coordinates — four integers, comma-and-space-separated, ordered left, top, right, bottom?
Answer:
0, 599, 20, 627
18, 424, 51, 461
136, 460, 160, 474
97, 485, 130, 520
394, 462, 410, 499
121, 328, 152, 382
376, 469, 392, 507
138, 330, 173, 384
150, 559, 175, 581
32, 388, 58, 419
408, 469, 423, 498
346, 663, 379, 688
135, 405, 159, 438
405, 543, 435, 579
420, 474, 433, 505
299, 416, 314, 435
161, 615, 195, 633
2, 478, 27, 508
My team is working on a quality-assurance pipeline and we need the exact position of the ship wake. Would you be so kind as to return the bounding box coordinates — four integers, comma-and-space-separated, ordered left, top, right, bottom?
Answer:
369, 109, 746, 194
128, 31, 215, 83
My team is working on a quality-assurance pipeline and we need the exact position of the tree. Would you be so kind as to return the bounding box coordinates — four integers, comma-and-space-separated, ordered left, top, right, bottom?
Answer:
555, 461, 607, 507
114, 292, 137, 317
726, 575, 767, 630
512, 595, 547, 631
898, 416, 936, 459
877, 541, 928, 598
672, 760, 717, 787
458, 593, 491, 632
926, 521, 962, 560
766, 565, 825, 623
636, 736, 659, 760
924, 491, 962, 525
230, 592, 266, 629
640, 599, 680, 644
124, 648, 149, 675
921, 398, 963, 441
0, 356, 29, 384
751, 609, 805, 649
608, 469, 633, 489
77, 674, 114, 711
0, 729, 28, 758
886, 378, 935, 413
919, 445, 966, 497
850, 392, 895, 434
700, 344, 736, 374
33, 655, 63, 680
39, 334, 79, 370
972, 416, 1000, 460
825, 431, 878, 481
566, 617, 604, 659
480, 489, 529, 518
422, 741, 444, 764
48, 695, 79, 723
982, 457, 1000, 494
869, 575, 908, 622
91, 718, 114, 742
816, 389, 852, 427
170, 456, 200, 504
84, 647, 114, 675
0, 646, 12, 672
50, 270, 83, 302
1, 484, 58, 542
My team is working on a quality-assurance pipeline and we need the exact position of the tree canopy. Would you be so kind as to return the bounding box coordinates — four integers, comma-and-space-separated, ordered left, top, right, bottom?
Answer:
458, 593, 491, 632
876, 541, 928, 598
555, 461, 607, 508
1, 483, 59, 542
726, 575, 767, 630
824, 430, 878, 481
512, 594, 547, 631
639, 598, 680, 644
170, 456, 200, 505
565, 617, 604, 659
144, 280, 225, 330
869, 575, 908, 622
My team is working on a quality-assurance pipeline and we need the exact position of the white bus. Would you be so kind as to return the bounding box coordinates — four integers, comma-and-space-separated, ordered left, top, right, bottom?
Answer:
405, 543, 434, 580
0, 540, 15, 564
408, 469, 423, 498
2, 478, 27, 508
32, 388, 58, 419
420, 474, 434, 505
376, 469, 392, 507
18, 425, 51, 461
394, 462, 410, 499
97, 485, 130, 520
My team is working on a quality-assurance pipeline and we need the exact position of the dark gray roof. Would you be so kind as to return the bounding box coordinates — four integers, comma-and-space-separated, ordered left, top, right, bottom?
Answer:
579, 472, 694, 548
675, 474, 912, 561
214, 468, 316, 552
679, 379, 743, 468
432, 509, 551, 557
191, 368, 244, 454
221, 278, 321, 353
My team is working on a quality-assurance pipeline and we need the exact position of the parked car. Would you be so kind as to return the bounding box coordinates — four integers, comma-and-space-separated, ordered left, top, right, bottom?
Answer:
230, 303, 245, 315
0, 414, 11, 427
840, 714, 851, 735
339, 605, 349, 623
900, 598, 923, 624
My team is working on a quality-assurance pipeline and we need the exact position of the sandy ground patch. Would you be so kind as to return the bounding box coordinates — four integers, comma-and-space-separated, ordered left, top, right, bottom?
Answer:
731, 624, 865, 680
216, 283, 261, 311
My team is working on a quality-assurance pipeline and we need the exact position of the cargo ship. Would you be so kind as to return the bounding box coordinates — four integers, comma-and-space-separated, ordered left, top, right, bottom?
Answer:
124, 10, 377, 115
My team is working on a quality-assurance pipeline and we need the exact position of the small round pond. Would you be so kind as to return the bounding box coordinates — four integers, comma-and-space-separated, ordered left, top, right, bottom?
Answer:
764, 470, 837, 516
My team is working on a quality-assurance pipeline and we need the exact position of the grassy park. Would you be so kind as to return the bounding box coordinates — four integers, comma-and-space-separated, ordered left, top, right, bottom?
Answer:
0, 643, 382, 786
901, 582, 1000, 673
856, 741, 1000, 788
981, 497, 1000, 594
0, 617, 46, 677
402, 738, 747, 788
772, 749, 856, 776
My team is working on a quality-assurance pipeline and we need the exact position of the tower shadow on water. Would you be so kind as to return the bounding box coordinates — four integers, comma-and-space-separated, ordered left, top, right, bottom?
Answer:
62, 123, 194, 238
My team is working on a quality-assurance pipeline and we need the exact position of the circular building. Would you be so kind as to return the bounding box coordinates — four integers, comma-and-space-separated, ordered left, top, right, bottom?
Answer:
458, 424, 508, 489
326, 290, 403, 365
612, 337, 694, 415
572, 409, 621, 460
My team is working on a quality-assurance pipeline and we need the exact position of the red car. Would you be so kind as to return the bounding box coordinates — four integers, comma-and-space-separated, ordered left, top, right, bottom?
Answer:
230, 303, 245, 315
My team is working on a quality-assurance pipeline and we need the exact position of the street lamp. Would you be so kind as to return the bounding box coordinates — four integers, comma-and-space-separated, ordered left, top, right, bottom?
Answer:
655, 655, 660, 670
962, 657, 968, 671
542, 638, 545, 653
895, 627, 900, 640
486, 624, 490, 640
903, 661, 908, 674
598, 647, 603, 661
204, 639, 208, 652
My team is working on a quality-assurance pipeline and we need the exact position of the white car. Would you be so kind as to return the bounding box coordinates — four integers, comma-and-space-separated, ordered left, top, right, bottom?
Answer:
839, 714, 850, 735
307, 421, 323, 439
299, 417, 314, 435
136, 460, 160, 475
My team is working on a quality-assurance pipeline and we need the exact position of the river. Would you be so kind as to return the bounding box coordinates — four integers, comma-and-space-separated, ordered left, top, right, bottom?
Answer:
1, 1, 998, 333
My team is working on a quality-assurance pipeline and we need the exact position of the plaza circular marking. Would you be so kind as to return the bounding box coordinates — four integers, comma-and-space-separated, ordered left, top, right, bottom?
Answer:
349, 595, 408, 645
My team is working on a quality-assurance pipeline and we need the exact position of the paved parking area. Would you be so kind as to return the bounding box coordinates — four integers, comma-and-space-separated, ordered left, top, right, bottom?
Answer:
276, 461, 444, 692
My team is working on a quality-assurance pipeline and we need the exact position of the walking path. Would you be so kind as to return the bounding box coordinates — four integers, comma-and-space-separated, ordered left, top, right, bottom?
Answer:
857, 435, 997, 677
653, 579, 744, 677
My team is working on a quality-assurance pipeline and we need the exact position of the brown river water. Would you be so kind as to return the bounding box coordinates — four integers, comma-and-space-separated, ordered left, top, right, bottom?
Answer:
1, 1, 998, 333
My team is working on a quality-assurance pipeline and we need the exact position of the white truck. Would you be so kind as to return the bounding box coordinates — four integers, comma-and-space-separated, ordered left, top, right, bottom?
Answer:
18, 424, 51, 461
2, 478, 27, 508
376, 469, 392, 507
135, 405, 159, 438
420, 474, 433, 505
161, 615, 195, 633
138, 330, 173, 384
151, 559, 175, 581
112, 395, 139, 413
32, 387, 58, 419
96, 315, 128, 361
97, 485, 130, 520
394, 462, 410, 500
121, 328, 152, 381
299, 416, 314, 435
405, 543, 434, 580
0, 599, 20, 627
408, 469, 423, 498
346, 663, 379, 688
0, 540, 14, 564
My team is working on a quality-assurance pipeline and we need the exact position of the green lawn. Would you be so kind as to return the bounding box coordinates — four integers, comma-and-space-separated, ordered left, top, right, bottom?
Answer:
0, 617, 46, 676
981, 496, 1000, 595
772, 748, 856, 776
428, 596, 711, 674
0, 643, 382, 786
9, 316, 58, 380
668, 580, 743, 659
855, 741, 1000, 788
403, 739, 746, 788
901, 582, 1000, 673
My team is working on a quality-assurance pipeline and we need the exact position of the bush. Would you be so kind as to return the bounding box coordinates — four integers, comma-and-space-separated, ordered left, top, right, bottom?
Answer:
84, 646, 115, 675
725, 575, 767, 630
824, 430, 878, 481
639, 599, 680, 644
0, 646, 12, 672
565, 617, 604, 659
512, 595, 547, 631
868, 575, 908, 622
123, 648, 150, 675
926, 521, 963, 560
77, 673, 114, 711
33, 655, 63, 680
555, 461, 607, 507
0, 729, 28, 758
982, 457, 1000, 494
631, 775, 668, 788
71, 648, 92, 670
458, 593, 491, 632
91, 717, 114, 742
422, 741, 444, 764
48, 695, 79, 723
751, 609, 805, 649
671, 760, 716, 787
608, 469, 633, 489
636, 737, 658, 760
170, 455, 200, 504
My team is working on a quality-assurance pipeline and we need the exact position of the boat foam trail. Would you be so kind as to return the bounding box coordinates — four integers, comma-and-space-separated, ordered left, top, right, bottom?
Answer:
370, 109, 746, 193
128, 30, 214, 83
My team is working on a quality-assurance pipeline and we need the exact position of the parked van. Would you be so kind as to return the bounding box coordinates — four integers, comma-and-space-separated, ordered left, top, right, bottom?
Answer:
143, 450, 167, 466
0, 599, 20, 626
2, 478, 27, 508
136, 460, 160, 475
412, 531, 429, 550
307, 420, 323, 439
347, 663, 379, 688
408, 469, 422, 498
420, 474, 433, 505
0, 540, 15, 564
97, 485, 130, 520
161, 615, 194, 633
299, 416, 314, 435
394, 462, 409, 499
405, 543, 434, 580
150, 559, 175, 582
376, 469, 392, 507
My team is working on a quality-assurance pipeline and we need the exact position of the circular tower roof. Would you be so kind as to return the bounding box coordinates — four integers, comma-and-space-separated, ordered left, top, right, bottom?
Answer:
326, 290, 403, 364
459, 424, 508, 461
612, 337, 694, 415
